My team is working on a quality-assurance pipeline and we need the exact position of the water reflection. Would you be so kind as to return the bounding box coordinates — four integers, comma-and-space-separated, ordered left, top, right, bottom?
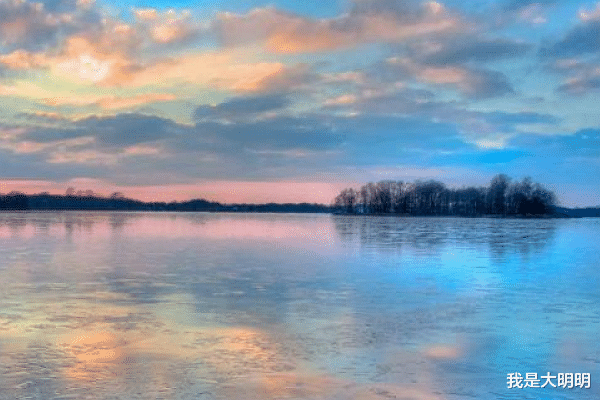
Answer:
332, 215, 557, 259
0, 212, 598, 400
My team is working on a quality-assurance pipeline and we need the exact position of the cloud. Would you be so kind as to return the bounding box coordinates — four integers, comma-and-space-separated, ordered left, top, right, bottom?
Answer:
386, 57, 514, 99
322, 82, 557, 148
0, 1, 64, 49
0, 114, 181, 168
214, 1, 462, 53
133, 8, 201, 45
540, 20, 600, 58
0, 0, 101, 51
45, 93, 177, 110
414, 38, 532, 65
0, 26, 139, 85
450, 68, 514, 98
189, 115, 345, 153
537, 12, 600, 96
324, 94, 359, 106
373, 34, 531, 99
515, 3, 548, 24
134, 8, 158, 21
545, 58, 587, 73
503, 0, 556, 12
47, 149, 119, 164
0, 49, 48, 69
0, 0, 198, 58
245, 64, 317, 93
544, 56, 600, 96
557, 75, 600, 95
0, 0, 590, 204
78, 114, 183, 147
151, 21, 192, 44
15, 111, 69, 123
0, 77, 177, 111
499, 0, 555, 24
0, 134, 96, 160
1, 40, 300, 100
94, 50, 292, 91
2, 111, 345, 176
0, 7, 214, 91
0, 105, 572, 198
539, 19, 600, 96
193, 94, 290, 121
18, 114, 179, 146
578, 3, 600, 22
37, 0, 79, 13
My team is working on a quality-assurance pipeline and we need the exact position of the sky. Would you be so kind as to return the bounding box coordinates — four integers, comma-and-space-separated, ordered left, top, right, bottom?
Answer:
0, 0, 600, 206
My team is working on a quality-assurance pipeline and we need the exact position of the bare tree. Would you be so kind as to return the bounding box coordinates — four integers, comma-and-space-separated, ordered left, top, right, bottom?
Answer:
488, 174, 510, 215
110, 192, 125, 200
333, 175, 556, 217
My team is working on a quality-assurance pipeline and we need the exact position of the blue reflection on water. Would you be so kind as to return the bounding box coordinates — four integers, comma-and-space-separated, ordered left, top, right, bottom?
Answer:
0, 212, 598, 400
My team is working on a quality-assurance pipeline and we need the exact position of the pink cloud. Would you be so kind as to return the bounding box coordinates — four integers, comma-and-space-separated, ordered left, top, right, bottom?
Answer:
216, 2, 462, 54
124, 181, 348, 204
0, 179, 349, 204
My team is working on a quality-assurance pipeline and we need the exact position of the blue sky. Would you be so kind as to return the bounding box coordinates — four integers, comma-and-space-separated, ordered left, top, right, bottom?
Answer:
0, 0, 600, 205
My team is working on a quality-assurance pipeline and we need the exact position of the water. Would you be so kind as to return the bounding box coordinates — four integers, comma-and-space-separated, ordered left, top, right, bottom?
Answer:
0, 212, 598, 399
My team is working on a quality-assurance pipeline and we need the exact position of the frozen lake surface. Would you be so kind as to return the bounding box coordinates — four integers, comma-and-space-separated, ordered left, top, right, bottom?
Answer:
0, 212, 598, 399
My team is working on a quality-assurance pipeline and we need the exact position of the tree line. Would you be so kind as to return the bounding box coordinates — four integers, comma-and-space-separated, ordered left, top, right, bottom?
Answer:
333, 174, 557, 216
0, 191, 331, 213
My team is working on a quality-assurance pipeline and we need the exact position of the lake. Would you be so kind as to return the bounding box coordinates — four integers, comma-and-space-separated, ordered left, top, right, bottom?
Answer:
0, 212, 598, 399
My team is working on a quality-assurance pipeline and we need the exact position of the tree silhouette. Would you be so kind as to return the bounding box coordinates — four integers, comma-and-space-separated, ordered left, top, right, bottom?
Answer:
333, 175, 556, 217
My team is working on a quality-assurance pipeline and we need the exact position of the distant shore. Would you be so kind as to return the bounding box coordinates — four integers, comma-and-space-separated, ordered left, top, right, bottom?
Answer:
0, 192, 598, 217
0, 193, 331, 213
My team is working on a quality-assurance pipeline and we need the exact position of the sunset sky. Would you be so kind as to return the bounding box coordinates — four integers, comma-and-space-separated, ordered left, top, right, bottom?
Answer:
1, 0, 600, 206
